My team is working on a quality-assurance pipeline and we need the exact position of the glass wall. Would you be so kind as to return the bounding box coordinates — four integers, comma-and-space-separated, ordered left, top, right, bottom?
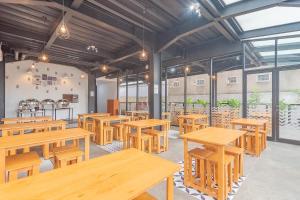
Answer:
186, 60, 210, 116
118, 76, 126, 114
137, 73, 149, 111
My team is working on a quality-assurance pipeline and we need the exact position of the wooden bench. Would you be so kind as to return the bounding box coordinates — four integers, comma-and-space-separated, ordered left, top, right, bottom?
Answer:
188, 148, 214, 190
54, 147, 83, 168
206, 153, 235, 199
225, 146, 244, 182
112, 123, 124, 141
143, 129, 168, 153
133, 192, 157, 200
6, 151, 41, 182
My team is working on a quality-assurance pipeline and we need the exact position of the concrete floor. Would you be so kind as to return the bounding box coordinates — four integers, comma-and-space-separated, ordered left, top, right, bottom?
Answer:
37, 137, 300, 200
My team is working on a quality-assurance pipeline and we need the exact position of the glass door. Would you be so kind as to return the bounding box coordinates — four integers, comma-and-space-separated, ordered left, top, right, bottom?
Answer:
245, 70, 274, 139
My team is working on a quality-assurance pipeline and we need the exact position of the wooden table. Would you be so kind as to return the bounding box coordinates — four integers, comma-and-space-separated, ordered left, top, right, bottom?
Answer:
126, 110, 149, 120
0, 116, 52, 124
178, 114, 208, 134
77, 113, 110, 129
0, 120, 67, 136
123, 119, 170, 151
0, 128, 92, 183
231, 118, 268, 156
92, 115, 131, 145
0, 149, 179, 200
181, 127, 246, 200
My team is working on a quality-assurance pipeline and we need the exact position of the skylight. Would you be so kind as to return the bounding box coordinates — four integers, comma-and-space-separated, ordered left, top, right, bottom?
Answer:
223, 0, 242, 5
244, 31, 300, 41
236, 7, 300, 31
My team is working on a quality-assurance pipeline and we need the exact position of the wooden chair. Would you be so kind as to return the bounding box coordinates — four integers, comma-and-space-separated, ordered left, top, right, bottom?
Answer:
206, 153, 235, 199
103, 125, 113, 145
6, 151, 41, 182
112, 123, 124, 141
244, 132, 262, 155
225, 146, 244, 182
129, 133, 152, 153
133, 192, 157, 200
187, 148, 214, 190
54, 147, 83, 168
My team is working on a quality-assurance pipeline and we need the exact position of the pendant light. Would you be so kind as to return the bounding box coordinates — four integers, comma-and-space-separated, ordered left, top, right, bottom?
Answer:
39, 17, 49, 62
139, 7, 148, 61
56, 0, 70, 40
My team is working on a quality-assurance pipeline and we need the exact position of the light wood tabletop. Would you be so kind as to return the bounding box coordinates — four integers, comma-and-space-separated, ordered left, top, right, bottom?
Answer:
123, 119, 170, 151
92, 115, 131, 145
0, 149, 179, 200
231, 118, 268, 156
177, 114, 208, 120
181, 127, 246, 200
0, 116, 52, 124
0, 128, 92, 183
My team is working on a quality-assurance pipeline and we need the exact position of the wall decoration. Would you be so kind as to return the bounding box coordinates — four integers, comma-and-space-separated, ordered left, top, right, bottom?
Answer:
35, 69, 39, 73
27, 77, 31, 81
55, 87, 58, 90
47, 80, 52, 85
16, 84, 19, 88
47, 67, 50, 71
78, 82, 81, 86
70, 88, 73, 92
17, 66, 20, 70
47, 76, 52, 81
42, 74, 47, 80
55, 71, 58, 75
32, 75, 41, 85
35, 86, 39, 89
46, 90, 49, 93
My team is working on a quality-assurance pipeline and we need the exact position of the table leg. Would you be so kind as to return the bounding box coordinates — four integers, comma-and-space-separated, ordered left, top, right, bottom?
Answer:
192, 119, 195, 132
99, 121, 104, 145
43, 143, 50, 159
179, 118, 183, 134
183, 138, 189, 186
0, 148, 5, 183
167, 175, 174, 200
240, 135, 244, 176
137, 127, 142, 150
217, 145, 225, 200
84, 135, 90, 161
255, 126, 259, 156
83, 117, 86, 130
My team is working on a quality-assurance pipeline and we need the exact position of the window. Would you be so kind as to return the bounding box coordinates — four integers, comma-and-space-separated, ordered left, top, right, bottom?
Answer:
227, 77, 238, 85
256, 74, 270, 82
170, 80, 180, 88
235, 7, 300, 31
195, 79, 205, 86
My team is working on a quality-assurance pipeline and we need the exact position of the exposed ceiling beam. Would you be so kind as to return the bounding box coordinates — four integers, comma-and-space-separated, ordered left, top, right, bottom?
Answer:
0, 0, 153, 47
157, 0, 288, 52
240, 22, 300, 40
45, 0, 84, 49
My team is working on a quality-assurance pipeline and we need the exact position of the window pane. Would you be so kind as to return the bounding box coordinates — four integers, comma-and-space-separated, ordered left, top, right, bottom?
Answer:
223, 0, 242, 5
137, 73, 148, 111
245, 40, 275, 70
236, 7, 300, 31
278, 37, 300, 67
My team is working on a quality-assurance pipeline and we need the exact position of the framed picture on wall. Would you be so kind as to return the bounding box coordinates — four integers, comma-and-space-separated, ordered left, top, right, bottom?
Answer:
42, 74, 47, 80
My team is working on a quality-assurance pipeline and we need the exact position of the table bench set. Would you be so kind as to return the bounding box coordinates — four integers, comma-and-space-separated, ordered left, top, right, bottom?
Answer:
180, 117, 268, 200
0, 115, 180, 200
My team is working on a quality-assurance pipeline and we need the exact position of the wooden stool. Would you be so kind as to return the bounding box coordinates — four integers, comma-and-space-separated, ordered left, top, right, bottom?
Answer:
187, 148, 213, 190
130, 134, 152, 153
54, 147, 83, 168
245, 132, 262, 155
133, 192, 157, 200
85, 120, 94, 132
206, 153, 235, 198
6, 151, 41, 182
144, 129, 168, 153
103, 126, 113, 145
225, 146, 244, 182
112, 123, 124, 141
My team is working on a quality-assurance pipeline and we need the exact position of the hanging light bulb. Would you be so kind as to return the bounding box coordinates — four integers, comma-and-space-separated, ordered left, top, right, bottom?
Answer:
139, 49, 148, 61
100, 64, 108, 72
56, 0, 70, 39
144, 74, 149, 80
139, 7, 148, 61
80, 74, 85, 79
184, 66, 190, 73
39, 52, 49, 62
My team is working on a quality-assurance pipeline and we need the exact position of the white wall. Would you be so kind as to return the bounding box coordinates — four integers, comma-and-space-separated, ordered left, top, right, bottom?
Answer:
5, 60, 88, 119
96, 78, 117, 112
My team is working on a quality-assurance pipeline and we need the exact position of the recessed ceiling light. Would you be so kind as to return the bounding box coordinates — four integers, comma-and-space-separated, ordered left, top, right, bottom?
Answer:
190, 3, 201, 17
